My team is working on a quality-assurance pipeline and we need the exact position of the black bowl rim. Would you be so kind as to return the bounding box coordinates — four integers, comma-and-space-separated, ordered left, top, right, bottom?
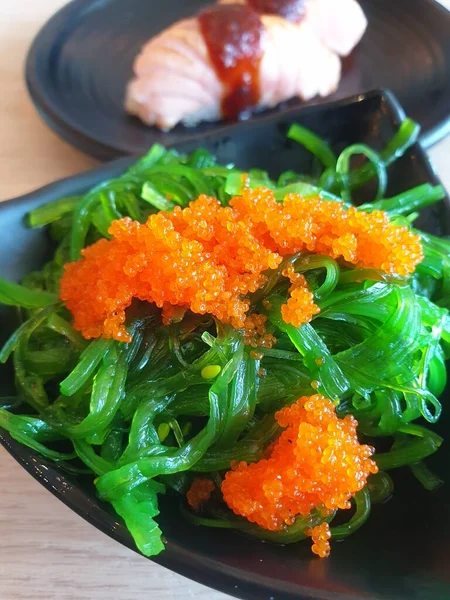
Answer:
0, 89, 449, 600
24, 0, 450, 161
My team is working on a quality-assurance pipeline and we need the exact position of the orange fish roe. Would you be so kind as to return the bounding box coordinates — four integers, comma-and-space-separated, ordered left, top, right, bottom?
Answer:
186, 478, 215, 511
60, 189, 423, 341
306, 522, 332, 558
221, 395, 378, 533
281, 270, 321, 328
242, 313, 276, 348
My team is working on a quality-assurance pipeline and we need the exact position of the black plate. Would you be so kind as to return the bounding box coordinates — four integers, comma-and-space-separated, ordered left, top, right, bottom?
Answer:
26, 0, 450, 160
1, 91, 450, 600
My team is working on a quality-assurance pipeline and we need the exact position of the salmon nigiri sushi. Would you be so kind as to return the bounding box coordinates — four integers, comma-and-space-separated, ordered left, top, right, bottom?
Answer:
125, 1, 366, 130
219, 0, 368, 56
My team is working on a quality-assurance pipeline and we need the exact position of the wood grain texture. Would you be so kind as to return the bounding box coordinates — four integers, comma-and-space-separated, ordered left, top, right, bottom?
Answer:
0, 2, 449, 599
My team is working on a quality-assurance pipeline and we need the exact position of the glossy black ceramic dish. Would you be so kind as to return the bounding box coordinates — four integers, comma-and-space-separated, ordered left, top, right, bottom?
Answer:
1, 91, 449, 600
25, 0, 450, 160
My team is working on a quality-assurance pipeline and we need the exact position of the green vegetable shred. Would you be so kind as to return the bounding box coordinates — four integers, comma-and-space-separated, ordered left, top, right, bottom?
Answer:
0, 119, 448, 557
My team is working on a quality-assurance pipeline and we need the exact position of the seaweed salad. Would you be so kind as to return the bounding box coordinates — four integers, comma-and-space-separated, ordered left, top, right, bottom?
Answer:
0, 119, 449, 559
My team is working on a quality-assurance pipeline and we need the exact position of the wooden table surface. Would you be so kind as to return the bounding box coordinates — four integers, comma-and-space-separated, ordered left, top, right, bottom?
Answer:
0, 2, 449, 599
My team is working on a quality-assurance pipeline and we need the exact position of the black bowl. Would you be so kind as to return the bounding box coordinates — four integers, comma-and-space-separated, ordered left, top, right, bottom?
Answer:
25, 0, 450, 160
1, 90, 449, 600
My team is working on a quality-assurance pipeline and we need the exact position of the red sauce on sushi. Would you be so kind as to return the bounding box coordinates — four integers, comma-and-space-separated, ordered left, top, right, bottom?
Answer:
198, 4, 264, 120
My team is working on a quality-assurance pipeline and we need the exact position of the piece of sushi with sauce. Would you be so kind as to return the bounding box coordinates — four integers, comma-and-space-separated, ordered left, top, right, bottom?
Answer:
125, 0, 367, 130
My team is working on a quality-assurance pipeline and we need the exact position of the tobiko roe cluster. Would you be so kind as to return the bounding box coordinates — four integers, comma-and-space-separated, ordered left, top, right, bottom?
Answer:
186, 478, 215, 511
60, 188, 423, 342
221, 395, 378, 556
